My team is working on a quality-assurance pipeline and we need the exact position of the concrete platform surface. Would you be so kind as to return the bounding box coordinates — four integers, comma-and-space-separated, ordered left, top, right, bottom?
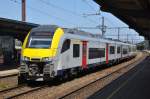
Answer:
88, 56, 150, 99
0, 69, 19, 77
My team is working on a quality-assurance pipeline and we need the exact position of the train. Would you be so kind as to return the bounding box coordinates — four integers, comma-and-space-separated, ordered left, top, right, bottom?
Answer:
18, 25, 136, 83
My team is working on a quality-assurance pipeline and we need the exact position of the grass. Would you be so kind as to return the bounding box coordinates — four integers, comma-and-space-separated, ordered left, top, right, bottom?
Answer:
0, 83, 9, 90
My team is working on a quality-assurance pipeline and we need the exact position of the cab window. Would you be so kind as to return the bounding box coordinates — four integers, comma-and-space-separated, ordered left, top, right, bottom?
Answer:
61, 39, 70, 53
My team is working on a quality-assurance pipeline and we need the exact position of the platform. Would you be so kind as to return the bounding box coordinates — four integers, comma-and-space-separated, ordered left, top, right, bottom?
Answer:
0, 69, 19, 77
0, 63, 19, 71
89, 56, 150, 99
144, 50, 150, 54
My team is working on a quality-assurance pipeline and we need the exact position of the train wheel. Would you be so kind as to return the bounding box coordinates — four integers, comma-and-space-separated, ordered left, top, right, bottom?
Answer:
56, 74, 68, 83
63, 72, 69, 80
106, 63, 111, 67
18, 75, 27, 84
70, 68, 78, 78
54, 71, 69, 83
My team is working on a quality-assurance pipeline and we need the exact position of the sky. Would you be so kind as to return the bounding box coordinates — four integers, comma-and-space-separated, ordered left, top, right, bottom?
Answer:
0, 0, 144, 43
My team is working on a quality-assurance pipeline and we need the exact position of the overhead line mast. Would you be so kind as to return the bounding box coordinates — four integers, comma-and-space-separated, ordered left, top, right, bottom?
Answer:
22, 0, 26, 21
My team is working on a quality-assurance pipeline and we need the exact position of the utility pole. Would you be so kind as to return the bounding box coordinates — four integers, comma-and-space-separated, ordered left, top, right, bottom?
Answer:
101, 16, 106, 37
118, 28, 120, 40
127, 33, 128, 42
82, 7, 107, 37
22, 0, 26, 21
132, 38, 133, 44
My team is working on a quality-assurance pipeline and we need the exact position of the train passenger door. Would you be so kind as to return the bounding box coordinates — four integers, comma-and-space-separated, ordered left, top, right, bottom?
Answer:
106, 43, 109, 64
121, 45, 123, 58
82, 41, 87, 69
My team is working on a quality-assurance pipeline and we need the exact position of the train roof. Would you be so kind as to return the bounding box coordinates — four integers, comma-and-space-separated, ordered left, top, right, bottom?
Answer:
31, 25, 58, 33
63, 28, 134, 46
63, 28, 101, 38
31, 25, 135, 46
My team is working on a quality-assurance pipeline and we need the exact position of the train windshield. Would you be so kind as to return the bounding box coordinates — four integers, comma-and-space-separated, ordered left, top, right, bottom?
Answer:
28, 38, 52, 48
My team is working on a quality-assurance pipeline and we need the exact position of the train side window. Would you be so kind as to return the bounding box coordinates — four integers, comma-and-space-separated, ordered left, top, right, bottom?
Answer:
123, 48, 128, 54
129, 46, 131, 52
89, 48, 105, 59
73, 44, 80, 57
117, 46, 121, 53
109, 46, 115, 54
100, 48, 105, 58
61, 39, 70, 53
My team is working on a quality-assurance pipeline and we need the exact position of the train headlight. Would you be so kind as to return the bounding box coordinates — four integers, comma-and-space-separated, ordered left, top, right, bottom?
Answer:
42, 57, 51, 61
22, 56, 30, 61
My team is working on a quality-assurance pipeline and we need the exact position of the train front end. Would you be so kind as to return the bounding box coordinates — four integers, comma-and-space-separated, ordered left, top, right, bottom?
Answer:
19, 25, 64, 82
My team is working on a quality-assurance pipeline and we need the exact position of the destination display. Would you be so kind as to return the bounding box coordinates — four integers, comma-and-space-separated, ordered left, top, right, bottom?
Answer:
30, 32, 54, 38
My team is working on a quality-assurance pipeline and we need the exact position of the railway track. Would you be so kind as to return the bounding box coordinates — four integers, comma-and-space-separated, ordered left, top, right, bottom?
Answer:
0, 74, 18, 91
0, 83, 47, 99
0, 52, 146, 99
0, 69, 18, 84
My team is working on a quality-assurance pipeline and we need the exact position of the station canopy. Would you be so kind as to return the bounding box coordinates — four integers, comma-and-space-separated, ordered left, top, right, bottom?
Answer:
0, 17, 38, 41
95, 0, 150, 40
